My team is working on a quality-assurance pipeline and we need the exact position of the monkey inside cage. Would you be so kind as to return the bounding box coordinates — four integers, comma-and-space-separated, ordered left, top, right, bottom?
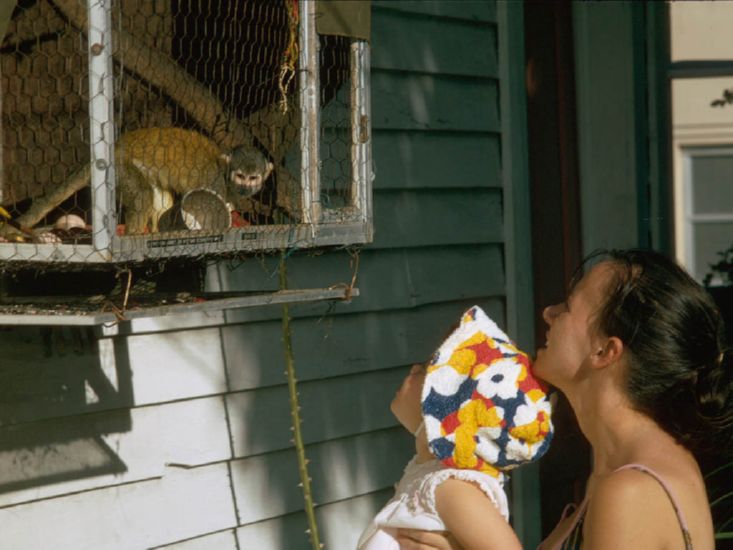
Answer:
0, 0, 371, 320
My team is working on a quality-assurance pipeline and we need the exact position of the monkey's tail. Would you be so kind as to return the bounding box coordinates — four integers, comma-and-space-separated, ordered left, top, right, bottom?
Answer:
16, 164, 91, 229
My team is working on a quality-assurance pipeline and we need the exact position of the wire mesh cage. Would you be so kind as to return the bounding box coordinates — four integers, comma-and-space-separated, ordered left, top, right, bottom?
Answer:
0, 0, 371, 321
0, 0, 371, 261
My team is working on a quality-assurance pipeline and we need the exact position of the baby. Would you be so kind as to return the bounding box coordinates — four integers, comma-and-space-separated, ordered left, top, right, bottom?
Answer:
357, 306, 554, 549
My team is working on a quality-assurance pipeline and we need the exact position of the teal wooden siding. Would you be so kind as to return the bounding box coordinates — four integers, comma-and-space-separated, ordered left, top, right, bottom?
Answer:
0, 2, 531, 548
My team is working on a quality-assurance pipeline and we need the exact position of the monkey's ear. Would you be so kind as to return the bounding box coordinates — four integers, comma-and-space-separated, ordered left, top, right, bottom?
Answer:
219, 153, 232, 166
264, 161, 274, 180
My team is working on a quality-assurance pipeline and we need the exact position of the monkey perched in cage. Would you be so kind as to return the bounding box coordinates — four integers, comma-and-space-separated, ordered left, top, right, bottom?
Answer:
117, 127, 274, 234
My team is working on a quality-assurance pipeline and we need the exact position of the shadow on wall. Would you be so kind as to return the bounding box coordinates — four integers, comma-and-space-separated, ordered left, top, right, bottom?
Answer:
0, 326, 133, 497
218, 296, 421, 548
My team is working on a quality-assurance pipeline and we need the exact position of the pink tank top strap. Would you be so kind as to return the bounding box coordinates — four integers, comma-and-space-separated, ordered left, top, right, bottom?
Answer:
613, 463, 693, 550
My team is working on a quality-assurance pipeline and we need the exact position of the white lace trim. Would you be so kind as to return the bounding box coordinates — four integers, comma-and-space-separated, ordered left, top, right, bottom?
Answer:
419, 468, 509, 521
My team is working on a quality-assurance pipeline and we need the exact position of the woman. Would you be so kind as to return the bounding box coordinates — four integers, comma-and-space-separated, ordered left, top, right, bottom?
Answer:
397, 249, 733, 549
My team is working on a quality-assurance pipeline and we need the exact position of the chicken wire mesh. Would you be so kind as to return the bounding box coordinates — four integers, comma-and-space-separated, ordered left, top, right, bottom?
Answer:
113, 0, 297, 237
0, 0, 371, 320
321, 33, 355, 212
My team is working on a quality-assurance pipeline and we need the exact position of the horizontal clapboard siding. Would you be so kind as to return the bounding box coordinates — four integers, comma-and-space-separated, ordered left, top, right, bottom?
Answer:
222, 300, 507, 390
372, 1, 497, 22
231, 489, 394, 550
0, 464, 236, 549
0, 396, 230, 507
372, 189, 504, 248
230, 429, 413, 525
155, 531, 238, 550
371, 10, 497, 77
371, 72, 499, 132
372, 132, 502, 190
216, 245, 506, 318
0, 2, 516, 549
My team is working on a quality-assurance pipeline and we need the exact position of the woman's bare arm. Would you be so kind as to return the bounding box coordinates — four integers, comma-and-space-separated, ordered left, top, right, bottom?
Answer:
395, 529, 463, 550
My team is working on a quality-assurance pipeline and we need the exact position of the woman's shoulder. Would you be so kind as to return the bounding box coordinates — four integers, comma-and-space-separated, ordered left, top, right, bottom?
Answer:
585, 460, 711, 550
590, 458, 702, 515
583, 469, 675, 549
591, 464, 668, 504
585, 465, 672, 527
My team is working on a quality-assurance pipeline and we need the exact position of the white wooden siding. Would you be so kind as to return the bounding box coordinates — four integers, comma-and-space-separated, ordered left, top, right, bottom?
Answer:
0, 464, 236, 549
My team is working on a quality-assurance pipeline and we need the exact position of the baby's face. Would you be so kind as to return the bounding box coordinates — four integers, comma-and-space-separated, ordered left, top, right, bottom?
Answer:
390, 363, 426, 434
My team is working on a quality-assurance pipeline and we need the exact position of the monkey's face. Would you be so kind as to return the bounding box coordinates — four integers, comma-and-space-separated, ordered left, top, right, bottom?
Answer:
223, 146, 274, 204
230, 168, 268, 197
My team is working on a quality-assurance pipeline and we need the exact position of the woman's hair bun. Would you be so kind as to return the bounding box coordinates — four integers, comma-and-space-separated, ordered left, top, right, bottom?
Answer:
695, 348, 733, 431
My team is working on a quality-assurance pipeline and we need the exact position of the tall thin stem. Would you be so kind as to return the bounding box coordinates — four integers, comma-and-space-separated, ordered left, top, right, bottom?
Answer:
280, 251, 322, 549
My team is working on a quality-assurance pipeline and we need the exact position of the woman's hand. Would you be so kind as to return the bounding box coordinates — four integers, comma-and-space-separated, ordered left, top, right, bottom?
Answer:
395, 529, 463, 550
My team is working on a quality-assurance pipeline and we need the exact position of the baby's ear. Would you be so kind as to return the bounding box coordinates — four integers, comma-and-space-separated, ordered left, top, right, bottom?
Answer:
219, 153, 232, 167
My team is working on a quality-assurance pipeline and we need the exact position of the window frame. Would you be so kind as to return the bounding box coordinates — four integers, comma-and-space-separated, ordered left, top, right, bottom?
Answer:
680, 146, 733, 282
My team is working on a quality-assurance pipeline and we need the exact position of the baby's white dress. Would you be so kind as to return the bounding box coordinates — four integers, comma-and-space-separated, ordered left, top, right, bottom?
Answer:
356, 455, 509, 550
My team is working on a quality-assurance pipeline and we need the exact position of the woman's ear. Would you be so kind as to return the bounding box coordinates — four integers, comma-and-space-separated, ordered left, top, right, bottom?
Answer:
590, 336, 624, 369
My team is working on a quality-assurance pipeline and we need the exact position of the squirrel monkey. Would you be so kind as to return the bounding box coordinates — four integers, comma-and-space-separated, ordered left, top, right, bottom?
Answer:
116, 127, 273, 234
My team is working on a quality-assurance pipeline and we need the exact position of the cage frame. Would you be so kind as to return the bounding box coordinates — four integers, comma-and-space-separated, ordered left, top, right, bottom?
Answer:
0, 0, 373, 264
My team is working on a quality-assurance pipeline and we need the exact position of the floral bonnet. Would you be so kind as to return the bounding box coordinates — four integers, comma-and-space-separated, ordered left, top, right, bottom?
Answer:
421, 306, 554, 481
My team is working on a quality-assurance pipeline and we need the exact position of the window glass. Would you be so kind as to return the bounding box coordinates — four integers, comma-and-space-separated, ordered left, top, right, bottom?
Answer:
692, 222, 733, 282
690, 153, 733, 215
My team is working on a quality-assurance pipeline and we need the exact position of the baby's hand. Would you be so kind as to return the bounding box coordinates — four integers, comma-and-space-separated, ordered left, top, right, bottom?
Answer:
395, 529, 463, 550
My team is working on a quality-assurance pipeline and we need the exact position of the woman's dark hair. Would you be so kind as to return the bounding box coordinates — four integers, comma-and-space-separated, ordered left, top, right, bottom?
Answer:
576, 248, 733, 455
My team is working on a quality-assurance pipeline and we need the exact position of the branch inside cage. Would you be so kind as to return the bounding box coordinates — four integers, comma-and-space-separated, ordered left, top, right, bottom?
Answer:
14, 164, 89, 230
49, 0, 299, 160
52, 0, 236, 149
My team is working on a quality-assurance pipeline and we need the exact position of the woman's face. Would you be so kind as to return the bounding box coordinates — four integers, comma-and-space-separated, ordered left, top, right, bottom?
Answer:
391, 363, 427, 434
534, 262, 615, 387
